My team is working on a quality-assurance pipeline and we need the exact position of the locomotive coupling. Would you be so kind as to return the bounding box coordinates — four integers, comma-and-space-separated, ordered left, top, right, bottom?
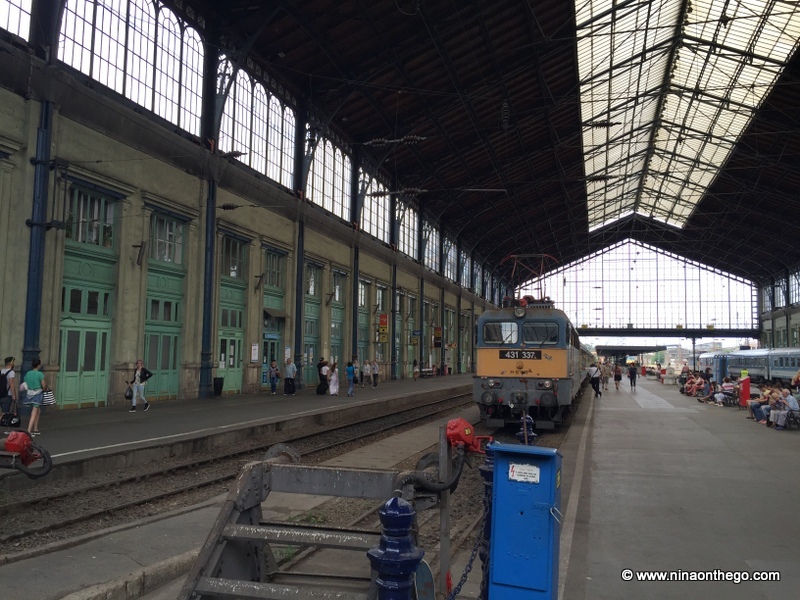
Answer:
446, 417, 493, 454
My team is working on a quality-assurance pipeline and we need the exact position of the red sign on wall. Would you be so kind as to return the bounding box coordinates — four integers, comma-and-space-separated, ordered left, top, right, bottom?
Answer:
379, 313, 388, 327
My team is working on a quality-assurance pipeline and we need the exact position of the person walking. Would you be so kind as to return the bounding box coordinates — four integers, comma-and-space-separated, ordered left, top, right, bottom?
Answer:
628, 363, 638, 390
614, 363, 623, 391
346, 361, 356, 397
23, 358, 46, 435
352, 357, 361, 389
0, 356, 17, 417
268, 359, 281, 395
601, 362, 611, 391
359, 359, 366, 388
371, 360, 379, 388
588, 363, 602, 398
328, 361, 340, 396
283, 358, 297, 395
413, 358, 419, 381
128, 359, 153, 412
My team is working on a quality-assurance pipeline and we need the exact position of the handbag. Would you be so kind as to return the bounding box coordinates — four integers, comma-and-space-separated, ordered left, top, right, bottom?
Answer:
124, 385, 134, 400
42, 389, 57, 406
0, 399, 21, 428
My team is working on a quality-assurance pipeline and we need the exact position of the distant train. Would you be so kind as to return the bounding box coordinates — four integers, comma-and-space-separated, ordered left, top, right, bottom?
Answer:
474, 297, 593, 429
697, 348, 800, 385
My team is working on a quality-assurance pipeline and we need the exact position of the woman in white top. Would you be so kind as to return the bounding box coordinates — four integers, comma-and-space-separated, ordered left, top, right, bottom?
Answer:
328, 361, 339, 396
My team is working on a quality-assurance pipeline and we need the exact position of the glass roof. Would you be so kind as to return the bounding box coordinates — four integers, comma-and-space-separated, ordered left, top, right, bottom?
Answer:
576, 0, 800, 231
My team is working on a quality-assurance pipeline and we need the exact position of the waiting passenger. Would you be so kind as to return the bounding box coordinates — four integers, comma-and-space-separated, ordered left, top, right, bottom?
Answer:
713, 377, 736, 406
747, 385, 771, 421
769, 389, 799, 430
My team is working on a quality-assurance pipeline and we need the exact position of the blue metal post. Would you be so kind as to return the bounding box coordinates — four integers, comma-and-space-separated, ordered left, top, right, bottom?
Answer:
199, 179, 217, 398
478, 444, 495, 600
367, 496, 424, 600
294, 220, 305, 386
22, 100, 53, 375
391, 262, 398, 380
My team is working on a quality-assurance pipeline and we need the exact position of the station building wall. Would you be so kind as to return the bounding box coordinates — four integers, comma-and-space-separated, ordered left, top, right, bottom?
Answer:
0, 43, 488, 409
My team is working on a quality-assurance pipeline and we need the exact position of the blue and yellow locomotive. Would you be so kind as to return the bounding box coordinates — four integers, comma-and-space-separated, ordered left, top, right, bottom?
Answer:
474, 297, 591, 429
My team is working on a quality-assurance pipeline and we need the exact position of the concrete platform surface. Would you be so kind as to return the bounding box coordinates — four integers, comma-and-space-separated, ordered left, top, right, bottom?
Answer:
560, 378, 800, 600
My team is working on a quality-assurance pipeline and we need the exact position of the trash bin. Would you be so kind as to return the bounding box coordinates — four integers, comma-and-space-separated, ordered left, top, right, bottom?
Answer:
213, 377, 224, 396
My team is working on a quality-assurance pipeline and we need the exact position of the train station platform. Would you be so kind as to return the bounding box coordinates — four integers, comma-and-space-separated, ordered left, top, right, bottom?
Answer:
559, 377, 800, 600
0, 373, 472, 490
0, 374, 475, 599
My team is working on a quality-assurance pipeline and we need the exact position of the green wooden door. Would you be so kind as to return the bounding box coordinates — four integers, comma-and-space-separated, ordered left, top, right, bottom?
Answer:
144, 328, 180, 399
58, 324, 110, 408
262, 337, 281, 387
218, 333, 243, 393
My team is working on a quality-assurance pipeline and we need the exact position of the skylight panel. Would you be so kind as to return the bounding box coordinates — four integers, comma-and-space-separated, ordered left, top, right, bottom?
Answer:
577, 0, 800, 231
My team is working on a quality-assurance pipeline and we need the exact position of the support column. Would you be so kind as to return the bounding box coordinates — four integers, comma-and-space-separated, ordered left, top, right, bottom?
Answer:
22, 100, 53, 374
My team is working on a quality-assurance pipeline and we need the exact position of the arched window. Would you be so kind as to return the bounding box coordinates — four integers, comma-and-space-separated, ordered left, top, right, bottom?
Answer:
281, 109, 295, 188
154, 7, 182, 125
125, 0, 156, 108
424, 224, 440, 272
251, 84, 269, 173
332, 150, 350, 220
397, 201, 418, 260
267, 96, 283, 182
58, 1, 203, 135
0, 0, 31, 40
180, 27, 203, 136
232, 70, 252, 158
322, 141, 335, 212
93, 0, 127, 93
59, 0, 95, 76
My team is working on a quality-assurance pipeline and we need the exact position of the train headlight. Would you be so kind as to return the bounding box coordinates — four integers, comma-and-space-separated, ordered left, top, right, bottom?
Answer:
487, 379, 503, 388
481, 391, 496, 405
537, 380, 553, 389
514, 307, 526, 318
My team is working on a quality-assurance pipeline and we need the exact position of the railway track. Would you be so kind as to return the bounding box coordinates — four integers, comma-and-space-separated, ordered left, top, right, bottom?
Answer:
0, 393, 471, 553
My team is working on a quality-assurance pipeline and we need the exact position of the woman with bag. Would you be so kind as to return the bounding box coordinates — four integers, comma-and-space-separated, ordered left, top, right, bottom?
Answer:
268, 359, 281, 395
23, 358, 46, 436
128, 359, 153, 412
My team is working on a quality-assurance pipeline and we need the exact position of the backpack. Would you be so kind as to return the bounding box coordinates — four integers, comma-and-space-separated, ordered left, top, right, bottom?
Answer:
0, 369, 9, 398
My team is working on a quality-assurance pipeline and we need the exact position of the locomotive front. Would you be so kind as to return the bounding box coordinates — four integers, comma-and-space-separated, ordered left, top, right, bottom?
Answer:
474, 300, 578, 429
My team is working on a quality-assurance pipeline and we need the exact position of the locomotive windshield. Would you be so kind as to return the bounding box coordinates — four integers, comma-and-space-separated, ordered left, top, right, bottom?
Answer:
483, 322, 518, 345
522, 321, 559, 345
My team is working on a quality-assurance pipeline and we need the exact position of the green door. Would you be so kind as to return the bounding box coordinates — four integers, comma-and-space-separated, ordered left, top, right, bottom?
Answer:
144, 328, 180, 399
58, 324, 110, 408
218, 333, 243, 393
262, 338, 281, 387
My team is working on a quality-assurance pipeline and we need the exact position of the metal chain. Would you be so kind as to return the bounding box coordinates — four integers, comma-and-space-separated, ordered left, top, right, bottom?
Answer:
445, 516, 485, 600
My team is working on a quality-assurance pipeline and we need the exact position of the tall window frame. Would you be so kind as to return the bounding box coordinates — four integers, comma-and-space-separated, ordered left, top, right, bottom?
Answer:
58, 0, 203, 136
361, 172, 390, 244
65, 185, 116, 249
397, 202, 419, 260
0, 0, 32, 40
149, 212, 184, 264
220, 236, 245, 279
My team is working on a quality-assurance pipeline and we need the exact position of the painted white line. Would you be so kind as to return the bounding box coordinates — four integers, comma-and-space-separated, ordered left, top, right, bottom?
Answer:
558, 396, 594, 600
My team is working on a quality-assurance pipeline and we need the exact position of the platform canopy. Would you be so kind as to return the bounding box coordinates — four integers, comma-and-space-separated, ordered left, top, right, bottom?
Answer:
168, 0, 800, 286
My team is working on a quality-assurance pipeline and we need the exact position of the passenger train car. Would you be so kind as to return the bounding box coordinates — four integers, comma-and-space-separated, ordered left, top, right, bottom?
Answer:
474, 297, 592, 429
697, 348, 800, 384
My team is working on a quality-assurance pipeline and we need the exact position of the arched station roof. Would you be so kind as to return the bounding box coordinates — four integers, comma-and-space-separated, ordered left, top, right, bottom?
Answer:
166, 0, 800, 287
